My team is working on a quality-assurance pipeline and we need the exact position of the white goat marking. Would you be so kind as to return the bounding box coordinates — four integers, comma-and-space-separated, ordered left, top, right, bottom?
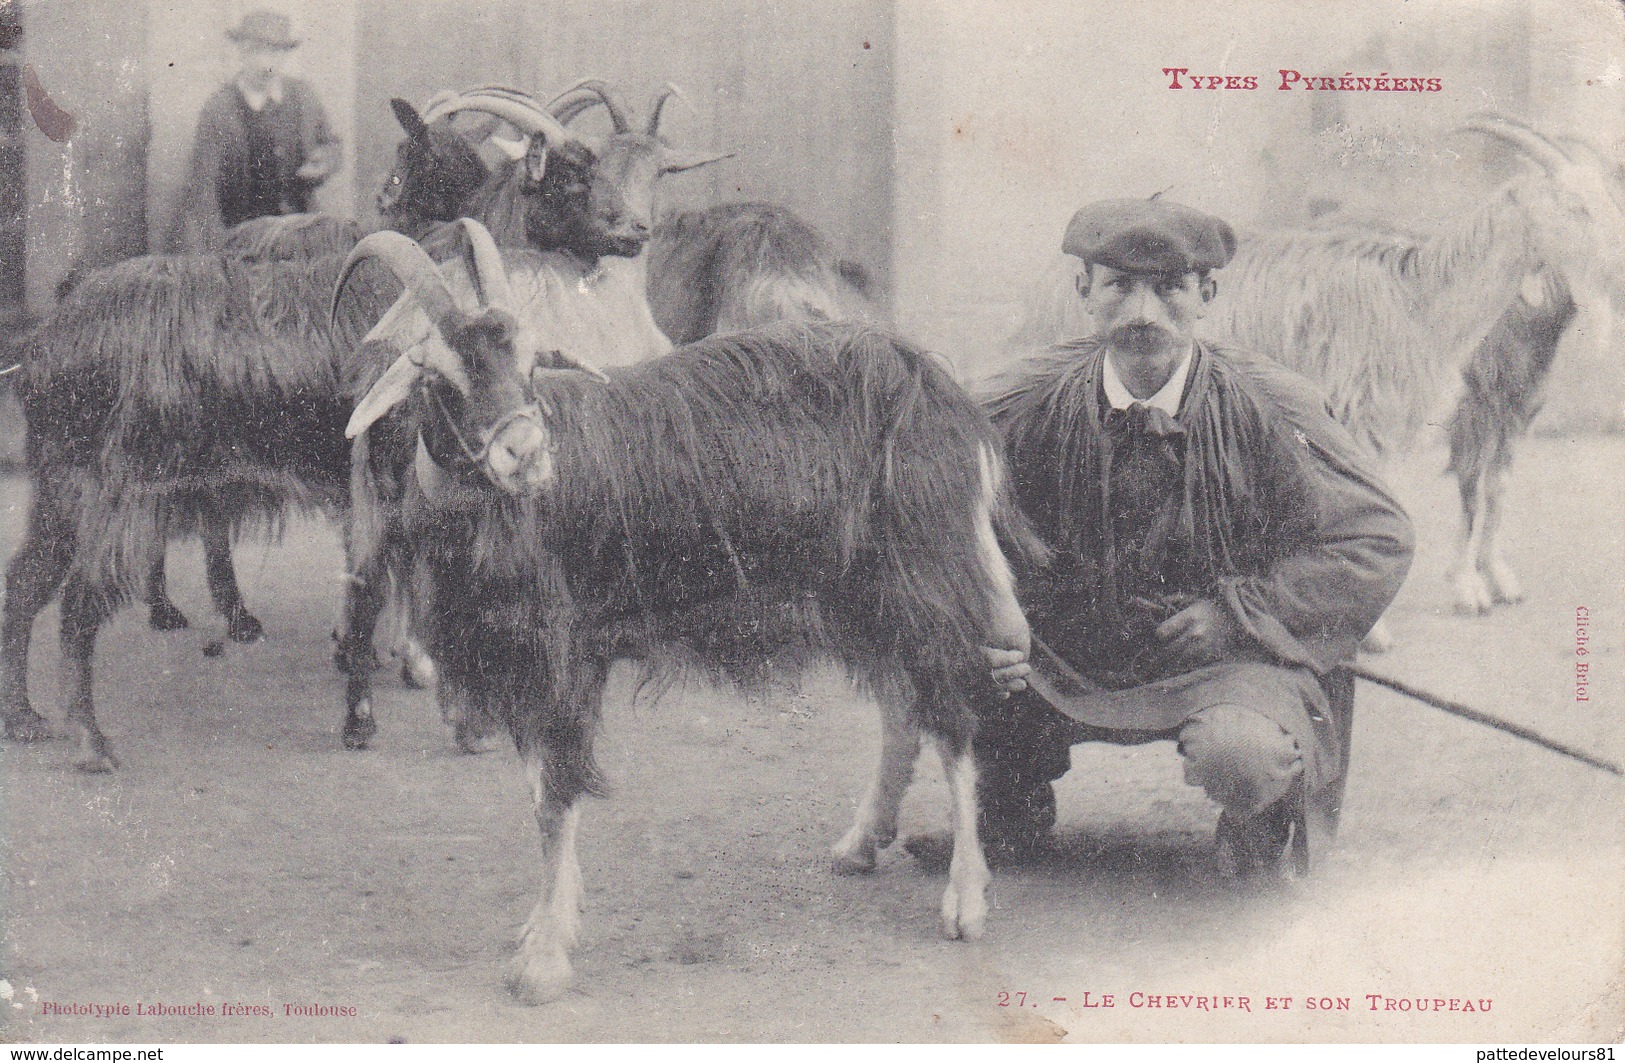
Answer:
509, 756, 583, 1004
937, 738, 991, 941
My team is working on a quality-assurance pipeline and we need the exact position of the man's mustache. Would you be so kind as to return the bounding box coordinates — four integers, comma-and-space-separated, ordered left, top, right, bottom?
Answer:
1109, 322, 1176, 347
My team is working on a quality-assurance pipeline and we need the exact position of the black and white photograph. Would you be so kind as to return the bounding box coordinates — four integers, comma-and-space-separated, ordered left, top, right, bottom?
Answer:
0, 0, 1621, 1047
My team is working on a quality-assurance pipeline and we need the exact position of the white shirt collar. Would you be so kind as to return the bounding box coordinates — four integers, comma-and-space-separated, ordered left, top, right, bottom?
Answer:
1101, 345, 1194, 415
236, 74, 285, 112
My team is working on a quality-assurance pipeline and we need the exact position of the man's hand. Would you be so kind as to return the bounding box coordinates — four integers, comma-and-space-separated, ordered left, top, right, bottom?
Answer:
981, 645, 1031, 697
1154, 598, 1240, 667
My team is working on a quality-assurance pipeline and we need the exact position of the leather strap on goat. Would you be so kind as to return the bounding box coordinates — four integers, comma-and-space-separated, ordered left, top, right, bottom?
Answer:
422, 382, 545, 492
1340, 662, 1622, 777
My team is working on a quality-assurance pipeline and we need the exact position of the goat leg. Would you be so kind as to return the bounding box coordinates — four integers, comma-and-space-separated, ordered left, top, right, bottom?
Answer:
144, 549, 191, 631
2, 488, 74, 742
935, 732, 991, 941
438, 675, 500, 754
394, 549, 439, 690
507, 756, 584, 1005
199, 504, 263, 642
1478, 461, 1524, 606
833, 678, 922, 873
1449, 435, 1497, 616
59, 575, 117, 772
336, 568, 387, 750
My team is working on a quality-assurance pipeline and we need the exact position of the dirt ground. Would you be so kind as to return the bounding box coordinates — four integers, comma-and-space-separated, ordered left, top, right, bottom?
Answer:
1, 435, 1620, 1044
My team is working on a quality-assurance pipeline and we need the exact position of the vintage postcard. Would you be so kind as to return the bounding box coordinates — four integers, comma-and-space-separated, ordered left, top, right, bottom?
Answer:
1, 0, 1621, 1049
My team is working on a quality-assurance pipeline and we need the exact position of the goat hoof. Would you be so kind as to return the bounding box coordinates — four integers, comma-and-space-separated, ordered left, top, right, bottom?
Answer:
4, 710, 56, 742
401, 656, 437, 691
227, 611, 264, 644
149, 601, 190, 631
72, 749, 120, 773
941, 890, 988, 942
342, 715, 378, 751
452, 720, 484, 755
506, 951, 573, 1005
831, 839, 878, 875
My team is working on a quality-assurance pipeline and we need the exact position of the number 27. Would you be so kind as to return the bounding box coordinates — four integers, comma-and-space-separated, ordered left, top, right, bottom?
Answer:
996, 991, 1028, 1007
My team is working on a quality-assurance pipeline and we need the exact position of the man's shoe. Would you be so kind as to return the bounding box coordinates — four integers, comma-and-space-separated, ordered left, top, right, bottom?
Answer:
1215, 798, 1296, 880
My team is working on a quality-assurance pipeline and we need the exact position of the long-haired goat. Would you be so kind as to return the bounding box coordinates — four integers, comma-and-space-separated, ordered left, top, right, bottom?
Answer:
132, 213, 372, 642
0, 246, 403, 770
1002, 114, 1624, 631
345, 218, 1034, 999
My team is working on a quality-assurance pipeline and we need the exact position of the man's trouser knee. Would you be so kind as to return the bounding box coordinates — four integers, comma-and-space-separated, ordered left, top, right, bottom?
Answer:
1177, 704, 1302, 815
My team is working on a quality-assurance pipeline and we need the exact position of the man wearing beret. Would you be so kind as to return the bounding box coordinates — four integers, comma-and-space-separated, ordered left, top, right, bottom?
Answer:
950, 197, 1414, 876
170, 10, 341, 253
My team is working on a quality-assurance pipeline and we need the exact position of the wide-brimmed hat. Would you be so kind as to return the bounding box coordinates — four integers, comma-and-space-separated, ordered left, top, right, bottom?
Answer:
226, 10, 301, 50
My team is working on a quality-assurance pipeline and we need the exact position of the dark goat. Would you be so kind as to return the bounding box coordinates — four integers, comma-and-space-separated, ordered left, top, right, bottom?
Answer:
346, 307, 1034, 1001
377, 96, 502, 241
646, 201, 876, 344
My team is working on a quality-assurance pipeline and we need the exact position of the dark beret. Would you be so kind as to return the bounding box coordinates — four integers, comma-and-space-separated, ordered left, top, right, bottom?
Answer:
1062, 198, 1236, 273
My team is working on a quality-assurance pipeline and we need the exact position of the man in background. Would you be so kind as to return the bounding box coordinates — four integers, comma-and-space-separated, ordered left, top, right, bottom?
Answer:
170, 9, 341, 252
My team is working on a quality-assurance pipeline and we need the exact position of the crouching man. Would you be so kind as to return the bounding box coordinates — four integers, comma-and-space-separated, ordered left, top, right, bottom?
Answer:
948, 197, 1414, 876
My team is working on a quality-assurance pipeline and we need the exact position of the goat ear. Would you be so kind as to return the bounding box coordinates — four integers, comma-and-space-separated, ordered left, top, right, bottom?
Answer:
347, 338, 473, 440
662, 148, 734, 174
391, 98, 430, 142
348, 353, 422, 438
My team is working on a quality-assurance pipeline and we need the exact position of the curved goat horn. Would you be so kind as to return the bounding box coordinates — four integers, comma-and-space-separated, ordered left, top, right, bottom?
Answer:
1460, 113, 1575, 176
426, 91, 580, 149
456, 218, 514, 312
546, 77, 630, 133
334, 230, 462, 335
645, 83, 691, 136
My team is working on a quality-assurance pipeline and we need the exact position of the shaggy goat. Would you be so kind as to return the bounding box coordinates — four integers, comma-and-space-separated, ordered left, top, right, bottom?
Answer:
131, 215, 375, 642
1001, 114, 1624, 631
346, 218, 1034, 997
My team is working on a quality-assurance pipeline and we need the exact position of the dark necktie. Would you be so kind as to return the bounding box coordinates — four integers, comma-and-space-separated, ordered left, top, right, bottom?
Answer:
1104, 401, 1186, 444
